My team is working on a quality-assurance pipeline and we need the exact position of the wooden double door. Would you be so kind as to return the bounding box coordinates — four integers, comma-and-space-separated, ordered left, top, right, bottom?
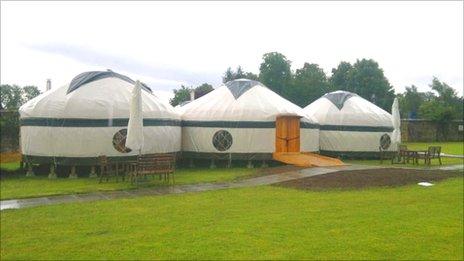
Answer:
275, 116, 301, 153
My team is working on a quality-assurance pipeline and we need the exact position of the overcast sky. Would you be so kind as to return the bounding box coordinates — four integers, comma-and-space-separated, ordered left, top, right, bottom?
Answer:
1, 1, 463, 102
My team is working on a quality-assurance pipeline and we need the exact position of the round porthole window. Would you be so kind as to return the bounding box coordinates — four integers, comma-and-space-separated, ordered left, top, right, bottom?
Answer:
380, 134, 391, 150
212, 130, 233, 152
112, 129, 132, 153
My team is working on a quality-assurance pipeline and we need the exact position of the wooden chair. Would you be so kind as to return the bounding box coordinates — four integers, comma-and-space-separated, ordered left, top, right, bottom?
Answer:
98, 156, 125, 183
415, 146, 442, 165
391, 144, 408, 164
129, 154, 176, 185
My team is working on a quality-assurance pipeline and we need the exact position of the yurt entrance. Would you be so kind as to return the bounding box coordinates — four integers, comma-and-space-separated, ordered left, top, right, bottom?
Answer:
275, 116, 301, 153
273, 116, 346, 167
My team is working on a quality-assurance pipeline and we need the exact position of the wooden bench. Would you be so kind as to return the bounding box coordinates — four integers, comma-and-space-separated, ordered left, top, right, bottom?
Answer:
414, 146, 442, 165
129, 154, 176, 185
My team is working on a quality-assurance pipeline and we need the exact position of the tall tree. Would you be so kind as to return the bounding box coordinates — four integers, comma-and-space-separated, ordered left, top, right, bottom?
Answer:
288, 63, 330, 107
0, 85, 23, 110
330, 61, 352, 91
259, 52, 292, 95
222, 66, 258, 83
330, 59, 395, 111
23, 85, 41, 101
397, 85, 424, 118
419, 77, 463, 140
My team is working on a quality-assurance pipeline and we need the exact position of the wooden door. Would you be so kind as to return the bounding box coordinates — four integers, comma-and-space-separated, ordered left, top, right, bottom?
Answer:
275, 116, 301, 153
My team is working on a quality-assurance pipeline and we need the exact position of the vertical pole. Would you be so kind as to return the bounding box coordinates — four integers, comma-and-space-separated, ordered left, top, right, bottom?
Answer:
25, 163, 35, 177
48, 164, 57, 179
247, 160, 254, 169
69, 166, 78, 179
210, 159, 217, 169
89, 166, 98, 178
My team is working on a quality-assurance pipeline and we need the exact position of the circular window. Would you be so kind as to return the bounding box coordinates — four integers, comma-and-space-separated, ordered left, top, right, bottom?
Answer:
212, 130, 233, 151
112, 129, 132, 153
380, 134, 391, 150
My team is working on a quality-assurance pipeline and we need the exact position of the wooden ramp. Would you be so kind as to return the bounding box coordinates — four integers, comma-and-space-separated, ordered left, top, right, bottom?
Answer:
273, 152, 346, 167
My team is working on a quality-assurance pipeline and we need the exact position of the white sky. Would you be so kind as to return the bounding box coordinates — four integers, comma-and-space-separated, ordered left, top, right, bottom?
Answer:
1, 1, 463, 103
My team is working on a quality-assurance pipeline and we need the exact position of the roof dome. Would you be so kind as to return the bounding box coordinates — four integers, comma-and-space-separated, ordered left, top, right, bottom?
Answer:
181, 79, 317, 123
20, 71, 179, 120
304, 90, 392, 127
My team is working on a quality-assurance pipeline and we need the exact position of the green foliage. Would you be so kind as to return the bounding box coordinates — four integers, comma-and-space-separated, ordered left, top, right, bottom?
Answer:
397, 85, 426, 118
222, 66, 258, 83
194, 83, 214, 99
1, 179, 462, 259
330, 61, 352, 91
330, 59, 395, 111
169, 85, 192, 106
0, 84, 41, 149
259, 52, 292, 95
0, 85, 23, 110
287, 63, 330, 107
419, 78, 463, 124
22, 86, 41, 102
170, 83, 215, 106
0, 84, 41, 110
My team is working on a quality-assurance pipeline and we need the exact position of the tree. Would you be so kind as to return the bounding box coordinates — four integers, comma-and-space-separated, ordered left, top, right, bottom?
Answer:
169, 83, 215, 106
0, 85, 23, 110
287, 63, 330, 107
194, 83, 214, 99
169, 85, 192, 106
329, 59, 395, 111
0, 84, 41, 150
419, 77, 463, 140
330, 61, 352, 91
222, 66, 258, 83
397, 85, 424, 118
23, 85, 41, 102
259, 52, 292, 95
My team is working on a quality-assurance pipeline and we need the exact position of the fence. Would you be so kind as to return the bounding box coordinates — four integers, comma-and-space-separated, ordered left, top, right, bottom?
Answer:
401, 119, 464, 142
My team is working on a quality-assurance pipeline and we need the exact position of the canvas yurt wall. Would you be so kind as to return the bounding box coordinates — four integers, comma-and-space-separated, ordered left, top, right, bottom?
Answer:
19, 71, 181, 165
303, 90, 394, 158
179, 79, 319, 160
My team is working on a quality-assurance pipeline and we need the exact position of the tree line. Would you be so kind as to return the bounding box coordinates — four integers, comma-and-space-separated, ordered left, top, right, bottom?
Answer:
170, 52, 463, 125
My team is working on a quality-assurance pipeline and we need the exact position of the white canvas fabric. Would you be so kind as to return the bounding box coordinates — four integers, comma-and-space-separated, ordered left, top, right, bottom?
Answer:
304, 91, 394, 153
19, 73, 181, 161
125, 81, 144, 152
391, 97, 401, 148
180, 79, 319, 155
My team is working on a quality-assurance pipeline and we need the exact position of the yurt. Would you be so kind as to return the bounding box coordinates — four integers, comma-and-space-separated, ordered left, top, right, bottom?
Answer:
19, 70, 181, 171
180, 79, 320, 163
303, 90, 394, 158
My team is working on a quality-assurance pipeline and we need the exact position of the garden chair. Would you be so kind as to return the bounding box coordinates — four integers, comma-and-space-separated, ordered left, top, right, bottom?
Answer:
415, 146, 442, 165
391, 144, 408, 164
98, 155, 125, 183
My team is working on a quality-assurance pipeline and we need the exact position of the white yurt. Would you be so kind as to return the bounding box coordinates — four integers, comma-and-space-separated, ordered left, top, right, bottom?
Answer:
19, 70, 181, 166
303, 90, 394, 158
180, 79, 320, 161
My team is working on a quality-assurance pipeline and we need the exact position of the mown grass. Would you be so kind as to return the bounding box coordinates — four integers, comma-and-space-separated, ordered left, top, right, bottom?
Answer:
1, 177, 462, 260
346, 142, 464, 167
0, 168, 255, 200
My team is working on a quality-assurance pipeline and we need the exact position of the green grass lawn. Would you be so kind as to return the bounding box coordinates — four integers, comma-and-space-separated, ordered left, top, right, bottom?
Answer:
0, 168, 255, 200
1, 177, 462, 260
347, 142, 464, 167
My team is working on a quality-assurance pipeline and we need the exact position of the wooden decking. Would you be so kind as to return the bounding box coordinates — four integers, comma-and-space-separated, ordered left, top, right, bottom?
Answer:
273, 152, 346, 167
